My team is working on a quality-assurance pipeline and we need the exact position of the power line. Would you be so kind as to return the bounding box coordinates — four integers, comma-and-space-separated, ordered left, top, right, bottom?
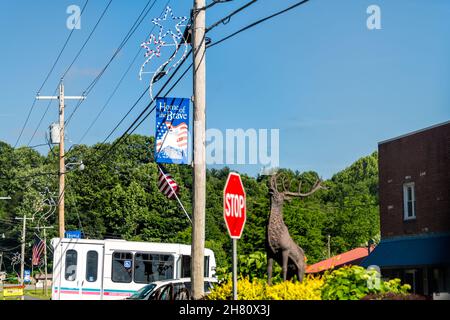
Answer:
90, 49, 192, 168
208, 0, 311, 49
77, 3, 241, 167
75, 17, 194, 168
48, 43, 194, 214
64, 0, 162, 128
64, 175, 85, 236
59, 0, 303, 194
13, 0, 90, 148
26, 0, 114, 147
75, 0, 172, 145
26, 87, 58, 147
0, 244, 22, 252
82, 0, 267, 161
206, 0, 257, 32
60, 0, 114, 80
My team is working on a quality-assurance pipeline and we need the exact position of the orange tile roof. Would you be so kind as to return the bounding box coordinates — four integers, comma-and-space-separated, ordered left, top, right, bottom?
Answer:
305, 246, 374, 273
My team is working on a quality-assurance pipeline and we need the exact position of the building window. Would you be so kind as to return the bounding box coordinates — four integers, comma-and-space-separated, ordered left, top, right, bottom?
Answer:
65, 250, 77, 281
403, 182, 416, 220
112, 252, 133, 283
134, 253, 174, 284
86, 251, 98, 282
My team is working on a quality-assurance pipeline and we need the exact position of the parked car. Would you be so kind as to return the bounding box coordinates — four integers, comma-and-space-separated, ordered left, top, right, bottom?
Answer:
126, 278, 217, 300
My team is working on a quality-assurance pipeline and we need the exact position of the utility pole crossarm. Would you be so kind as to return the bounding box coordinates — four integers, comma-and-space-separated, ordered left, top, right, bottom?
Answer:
36, 96, 85, 100
36, 96, 59, 100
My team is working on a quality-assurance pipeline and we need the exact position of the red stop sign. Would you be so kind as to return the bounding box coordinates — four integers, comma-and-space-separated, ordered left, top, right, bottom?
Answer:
223, 172, 246, 239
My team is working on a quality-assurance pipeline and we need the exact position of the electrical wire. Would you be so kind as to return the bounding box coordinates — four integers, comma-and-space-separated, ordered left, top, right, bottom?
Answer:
64, 0, 162, 128
24, 0, 314, 218
75, 0, 172, 145
61, 0, 114, 80
206, 0, 257, 32
90, 48, 192, 168
26, 0, 114, 147
13, 0, 90, 148
77, 0, 270, 162
64, 175, 85, 236
208, 0, 311, 49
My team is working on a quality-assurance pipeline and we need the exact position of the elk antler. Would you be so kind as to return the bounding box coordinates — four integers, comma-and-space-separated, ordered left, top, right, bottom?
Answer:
280, 175, 292, 193
283, 178, 326, 197
269, 174, 279, 193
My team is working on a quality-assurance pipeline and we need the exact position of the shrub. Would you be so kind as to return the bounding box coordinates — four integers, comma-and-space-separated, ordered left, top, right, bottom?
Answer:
206, 276, 323, 300
206, 277, 266, 300
208, 266, 411, 300
321, 266, 410, 300
265, 276, 323, 300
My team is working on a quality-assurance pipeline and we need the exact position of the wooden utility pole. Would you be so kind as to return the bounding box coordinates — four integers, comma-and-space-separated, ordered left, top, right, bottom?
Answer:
15, 215, 34, 286
37, 81, 85, 238
191, 0, 207, 300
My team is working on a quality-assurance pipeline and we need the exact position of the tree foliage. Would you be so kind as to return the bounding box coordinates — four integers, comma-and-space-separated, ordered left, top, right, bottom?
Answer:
0, 136, 379, 274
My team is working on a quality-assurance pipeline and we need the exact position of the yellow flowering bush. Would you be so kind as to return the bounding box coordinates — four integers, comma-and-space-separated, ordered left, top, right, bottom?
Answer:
206, 277, 266, 300
265, 276, 323, 300
207, 266, 411, 300
206, 276, 324, 300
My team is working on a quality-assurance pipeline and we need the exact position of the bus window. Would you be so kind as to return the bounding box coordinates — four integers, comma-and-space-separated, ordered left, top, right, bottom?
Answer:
112, 252, 133, 283
134, 253, 174, 283
204, 256, 210, 277
86, 251, 98, 282
180, 255, 210, 278
181, 255, 191, 278
65, 250, 77, 281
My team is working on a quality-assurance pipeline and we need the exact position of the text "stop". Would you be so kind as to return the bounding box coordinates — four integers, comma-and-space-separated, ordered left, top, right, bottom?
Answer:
225, 194, 245, 218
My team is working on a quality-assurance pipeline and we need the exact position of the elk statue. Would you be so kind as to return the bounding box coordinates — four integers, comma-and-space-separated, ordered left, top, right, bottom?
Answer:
266, 173, 325, 285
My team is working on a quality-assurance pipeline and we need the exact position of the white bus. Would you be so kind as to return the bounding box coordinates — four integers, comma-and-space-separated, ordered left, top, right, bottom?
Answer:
51, 238, 216, 300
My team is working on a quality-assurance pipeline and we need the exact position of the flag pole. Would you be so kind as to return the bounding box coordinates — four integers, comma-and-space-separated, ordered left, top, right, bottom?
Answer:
157, 164, 192, 225
173, 190, 193, 225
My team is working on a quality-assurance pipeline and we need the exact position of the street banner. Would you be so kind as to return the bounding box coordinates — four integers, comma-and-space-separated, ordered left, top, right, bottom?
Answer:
155, 97, 190, 165
24, 270, 31, 284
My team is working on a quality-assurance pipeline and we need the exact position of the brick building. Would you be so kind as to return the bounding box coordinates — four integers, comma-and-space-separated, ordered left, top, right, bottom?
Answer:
361, 120, 450, 299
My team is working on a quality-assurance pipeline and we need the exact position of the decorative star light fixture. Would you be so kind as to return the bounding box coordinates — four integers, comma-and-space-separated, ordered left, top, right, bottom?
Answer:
139, 6, 188, 101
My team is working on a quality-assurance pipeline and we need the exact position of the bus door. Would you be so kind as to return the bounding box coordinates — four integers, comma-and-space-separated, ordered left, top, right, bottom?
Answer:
79, 245, 104, 300
59, 243, 104, 300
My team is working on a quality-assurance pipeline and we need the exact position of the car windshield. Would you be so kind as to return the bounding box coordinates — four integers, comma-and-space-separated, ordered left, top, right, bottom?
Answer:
128, 283, 157, 299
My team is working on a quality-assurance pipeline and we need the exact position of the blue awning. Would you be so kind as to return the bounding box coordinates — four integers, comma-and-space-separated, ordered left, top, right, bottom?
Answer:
360, 233, 450, 268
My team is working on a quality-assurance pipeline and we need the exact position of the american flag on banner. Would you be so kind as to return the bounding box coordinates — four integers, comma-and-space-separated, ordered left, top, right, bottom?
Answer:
156, 122, 188, 152
157, 165, 179, 200
32, 234, 45, 266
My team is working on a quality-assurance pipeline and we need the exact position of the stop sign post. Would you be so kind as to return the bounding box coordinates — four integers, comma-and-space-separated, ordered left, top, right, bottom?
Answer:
223, 172, 246, 300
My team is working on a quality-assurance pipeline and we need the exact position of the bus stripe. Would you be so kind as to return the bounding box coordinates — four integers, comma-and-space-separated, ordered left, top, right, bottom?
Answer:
54, 287, 135, 296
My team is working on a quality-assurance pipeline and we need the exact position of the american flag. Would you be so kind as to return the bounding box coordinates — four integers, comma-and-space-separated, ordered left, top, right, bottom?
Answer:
156, 121, 188, 152
32, 234, 45, 266
157, 165, 179, 200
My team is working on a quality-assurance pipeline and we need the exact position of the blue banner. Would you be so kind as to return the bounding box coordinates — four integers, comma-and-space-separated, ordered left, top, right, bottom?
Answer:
155, 97, 190, 164
24, 270, 31, 283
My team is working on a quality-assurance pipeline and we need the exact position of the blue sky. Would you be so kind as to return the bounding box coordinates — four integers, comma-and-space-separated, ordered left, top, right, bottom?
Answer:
0, 0, 449, 179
